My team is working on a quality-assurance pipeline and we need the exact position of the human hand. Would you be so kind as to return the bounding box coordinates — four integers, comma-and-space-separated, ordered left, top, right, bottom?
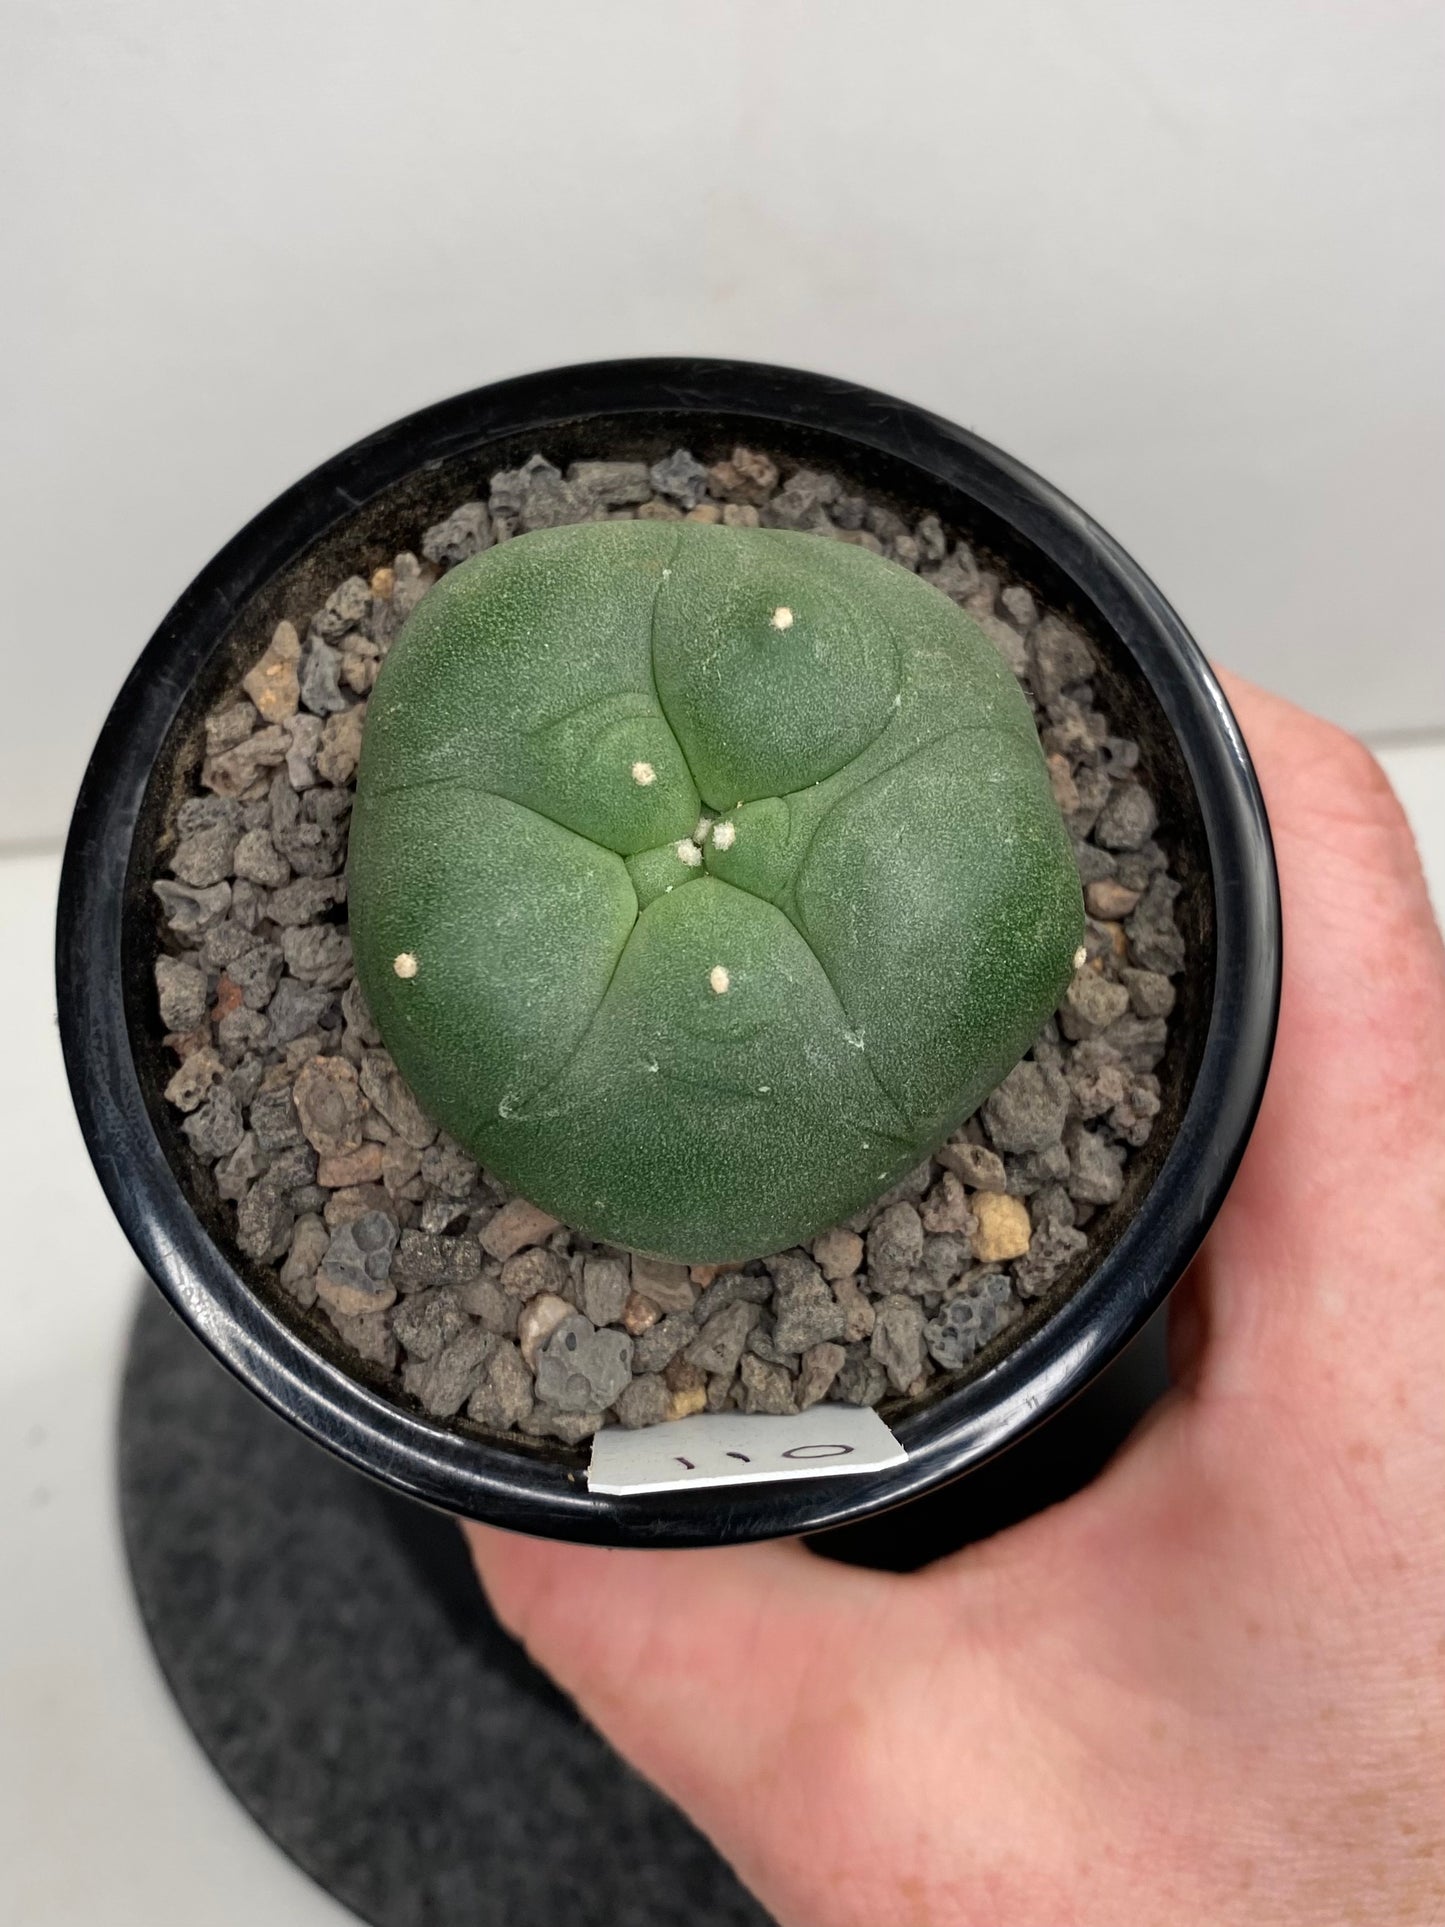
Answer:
464, 672, 1445, 1927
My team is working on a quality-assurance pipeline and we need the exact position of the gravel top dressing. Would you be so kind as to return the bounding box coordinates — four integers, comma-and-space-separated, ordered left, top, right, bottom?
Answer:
150, 447, 1185, 1449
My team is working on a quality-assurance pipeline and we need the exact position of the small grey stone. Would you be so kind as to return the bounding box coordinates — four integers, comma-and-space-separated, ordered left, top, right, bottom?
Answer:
982, 1060, 1069, 1154
415, 1324, 495, 1417
737, 1353, 796, 1416
761, 468, 839, 531
299, 639, 349, 715
519, 1406, 606, 1445
203, 704, 257, 755
216, 1004, 270, 1064
215, 1130, 269, 1201
1029, 616, 1097, 703
457, 1274, 516, 1337
341, 978, 381, 1046
419, 1135, 478, 1198
421, 502, 491, 567
999, 583, 1038, 632
250, 1083, 303, 1151
685, 1299, 758, 1378
796, 1341, 846, 1409
284, 713, 323, 790
1073, 841, 1119, 885
871, 1294, 928, 1394
866, 1202, 924, 1292
936, 1139, 1008, 1191
467, 1341, 534, 1430
1032, 1183, 1077, 1232
266, 979, 335, 1046
566, 460, 652, 510
236, 1168, 297, 1261
153, 878, 231, 936
267, 875, 344, 926
229, 941, 284, 1010
613, 1373, 672, 1429
771, 1257, 846, 1352
277, 1212, 329, 1305
418, 1196, 465, 1237
690, 1269, 770, 1323
1059, 969, 1132, 1041
925, 1273, 1016, 1370
831, 1344, 888, 1407
170, 821, 241, 888
918, 1232, 969, 1293
177, 796, 243, 838
155, 956, 209, 1032
202, 725, 289, 797
1068, 1128, 1126, 1206
230, 879, 265, 932
499, 1246, 570, 1301
359, 1050, 437, 1148
864, 503, 910, 544
232, 827, 291, 888
1004, 1143, 1073, 1196
1013, 1222, 1089, 1299
1111, 1073, 1162, 1149
323, 1304, 397, 1370
226, 1053, 265, 1107
631, 1312, 696, 1374
1095, 783, 1158, 852
581, 1255, 631, 1327
182, 1086, 244, 1161
164, 1046, 224, 1113
1102, 1012, 1169, 1073
920, 544, 982, 602
914, 512, 947, 563
391, 1233, 481, 1294
281, 924, 353, 987
392, 1286, 470, 1362
318, 1210, 399, 1310
308, 575, 371, 641
705, 1370, 736, 1413
1120, 968, 1176, 1021
390, 1228, 482, 1292
648, 448, 710, 508
746, 1312, 799, 1370
628, 1254, 695, 1313
535, 1315, 633, 1413
200, 916, 252, 972
1066, 1038, 1130, 1119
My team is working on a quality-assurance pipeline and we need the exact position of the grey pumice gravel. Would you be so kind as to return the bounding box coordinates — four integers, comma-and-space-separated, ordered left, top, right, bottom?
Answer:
151, 447, 1185, 1444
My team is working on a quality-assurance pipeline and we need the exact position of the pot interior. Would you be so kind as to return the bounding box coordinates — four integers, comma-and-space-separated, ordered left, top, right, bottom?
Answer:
123, 408, 1215, 1463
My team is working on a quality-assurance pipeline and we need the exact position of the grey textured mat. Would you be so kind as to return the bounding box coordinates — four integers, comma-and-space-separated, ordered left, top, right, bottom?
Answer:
118, 1287, 771, 1927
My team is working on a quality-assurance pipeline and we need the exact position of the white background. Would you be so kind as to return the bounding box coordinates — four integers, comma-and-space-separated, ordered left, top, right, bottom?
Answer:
3, 0, 1443, 848
2, 5, 1443, 1922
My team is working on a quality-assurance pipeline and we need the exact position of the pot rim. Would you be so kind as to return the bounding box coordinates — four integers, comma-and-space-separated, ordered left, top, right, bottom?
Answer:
56, 357, 1281, 1547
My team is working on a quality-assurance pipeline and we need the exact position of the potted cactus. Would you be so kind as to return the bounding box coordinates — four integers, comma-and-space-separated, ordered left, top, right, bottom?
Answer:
57, 359, 1279, 1545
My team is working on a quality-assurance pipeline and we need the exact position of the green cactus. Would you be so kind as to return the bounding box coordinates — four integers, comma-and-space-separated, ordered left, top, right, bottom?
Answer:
349, 520, 1083, 1262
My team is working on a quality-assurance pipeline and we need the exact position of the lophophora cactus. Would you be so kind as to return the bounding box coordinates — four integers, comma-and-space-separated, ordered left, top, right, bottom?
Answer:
349, 521, 1083, 1261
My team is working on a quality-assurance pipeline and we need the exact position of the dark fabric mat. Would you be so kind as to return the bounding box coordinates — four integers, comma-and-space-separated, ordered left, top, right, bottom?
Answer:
118, 1286, 772, 1927
118, 1283, 1168, 1923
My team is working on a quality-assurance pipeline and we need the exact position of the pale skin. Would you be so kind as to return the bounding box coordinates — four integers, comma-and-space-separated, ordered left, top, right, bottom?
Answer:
465, 672, 1445, 1926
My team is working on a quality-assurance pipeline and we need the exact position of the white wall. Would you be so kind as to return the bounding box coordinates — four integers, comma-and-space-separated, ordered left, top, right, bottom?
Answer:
4, 0, 1441, 847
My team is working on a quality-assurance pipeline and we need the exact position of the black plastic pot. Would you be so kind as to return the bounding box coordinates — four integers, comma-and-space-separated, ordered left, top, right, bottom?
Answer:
57, 358, 1280, 1549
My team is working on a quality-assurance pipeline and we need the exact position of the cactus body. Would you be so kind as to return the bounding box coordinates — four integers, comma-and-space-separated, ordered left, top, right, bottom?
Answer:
350, 522, 1082, 1261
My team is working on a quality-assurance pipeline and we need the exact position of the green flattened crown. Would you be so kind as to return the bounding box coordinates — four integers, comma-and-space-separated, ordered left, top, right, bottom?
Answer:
348, 519, 1083, 1261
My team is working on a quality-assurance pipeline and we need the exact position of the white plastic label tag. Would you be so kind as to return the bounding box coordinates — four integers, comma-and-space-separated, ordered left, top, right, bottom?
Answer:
588, 1404, 907, 1495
